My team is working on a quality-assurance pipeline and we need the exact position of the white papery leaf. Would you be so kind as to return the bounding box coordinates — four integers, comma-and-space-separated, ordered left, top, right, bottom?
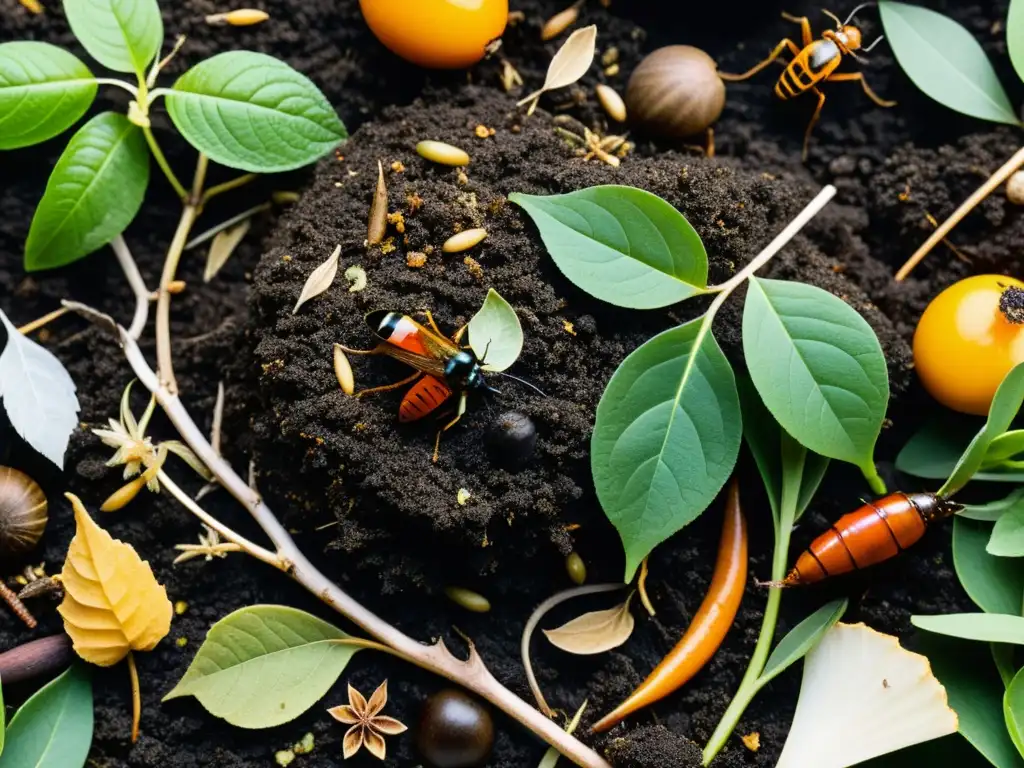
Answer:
0, 308, 80, 467
517, 25, 597, 111
292, 245, 341, 314
204, 219, 251, 283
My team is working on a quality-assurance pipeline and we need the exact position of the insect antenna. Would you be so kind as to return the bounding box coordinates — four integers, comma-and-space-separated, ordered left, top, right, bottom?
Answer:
822, 8, 843, 27
495, 370, 547, 396
862, 34, 885, 52
843, 2, 877, 26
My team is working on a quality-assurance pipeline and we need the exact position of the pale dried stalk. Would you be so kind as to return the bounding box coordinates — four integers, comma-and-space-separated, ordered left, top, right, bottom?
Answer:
111, 235, 151, 340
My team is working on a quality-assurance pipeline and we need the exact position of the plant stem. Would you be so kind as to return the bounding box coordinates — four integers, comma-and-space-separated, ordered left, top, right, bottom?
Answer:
95, 78, 140, 98
110, 236, 151, 340
127, 651, 141, 743
155, 205, 198, 393
895, 145, 1024, 281
202, 174, 258, 205
16, 306, 69, 335
860, 461, 887, 496
142, 127, 188, 200
185, 203, 271, 250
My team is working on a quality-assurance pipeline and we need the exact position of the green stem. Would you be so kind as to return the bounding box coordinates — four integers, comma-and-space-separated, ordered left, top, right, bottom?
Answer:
860, 461, 887, 496
202, 174, 259, 205
143, 126, 188, 200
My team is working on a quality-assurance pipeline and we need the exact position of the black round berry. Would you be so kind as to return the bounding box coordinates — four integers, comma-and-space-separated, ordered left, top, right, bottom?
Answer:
416, 689, 494, 768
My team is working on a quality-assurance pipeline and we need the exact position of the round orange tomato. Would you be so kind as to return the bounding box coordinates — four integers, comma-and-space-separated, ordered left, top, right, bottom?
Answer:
913, 274, 1024, 415
359, 0, 508, 69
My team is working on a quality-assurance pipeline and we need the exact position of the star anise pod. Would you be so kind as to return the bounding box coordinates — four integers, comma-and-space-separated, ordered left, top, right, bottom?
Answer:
328, 680, 407, 760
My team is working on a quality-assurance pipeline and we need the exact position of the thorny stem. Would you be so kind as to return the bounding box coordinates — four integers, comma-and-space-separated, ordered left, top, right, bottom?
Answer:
127, 651, 142, 743
202, 174, 258, 205
521, 584, 624, 717
895, 145, 1024, 281
110, 235, 151, 340
115, 329, 613, 768
142, 127, 188, 201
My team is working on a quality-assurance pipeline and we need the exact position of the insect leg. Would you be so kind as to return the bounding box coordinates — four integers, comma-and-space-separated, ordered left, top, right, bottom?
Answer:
781, 12, 814, 47
801, 86, 827, 161
337, 343, 388, 355
452, 324, 468, 345
355, 371, 422, 398
719, 38, 801, 81
432, 392, 468, 463
419, 309, 445, 337
826, 71, 897, 107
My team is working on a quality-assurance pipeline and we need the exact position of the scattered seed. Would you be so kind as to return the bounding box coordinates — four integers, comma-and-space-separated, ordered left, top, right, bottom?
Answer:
596, 84, 627, 122
457, 488, 472, 505
445, 586, 491, 613
542, 1, 581, 40
416, 140, 470, 166
205, 8, 269, 25
566, 551, 587, 585
601, 47, 619, 66
507, 9, 525, 25
604, 63, 620, 77
168, 280, 187, 294
18, 0, 43, 14
174, 600, 188, 615
368, 160, 388, 245
500, 59, 524, 92
100, 476, 148, 512
344, 264, 368, 292
443, 228, 488, 253
741, 732, 760, 752
1008, 171, 1024, 205
333, 345, 355, 395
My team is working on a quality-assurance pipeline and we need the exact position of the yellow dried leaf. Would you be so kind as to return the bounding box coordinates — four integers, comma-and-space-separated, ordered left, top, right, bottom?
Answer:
543, 592, 635, 655
58, 493, 173, 666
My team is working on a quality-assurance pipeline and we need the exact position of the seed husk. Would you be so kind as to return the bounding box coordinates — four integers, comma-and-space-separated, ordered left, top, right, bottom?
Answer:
416, 140, 470, 167
542, 1, 581, 41
445, 586, 491, 613
368, 160, 388, 245
595, 84, 627, 122
333, 345, 355, 395
443, 228, 488, 253
205, 8, 269, 25
566, 551, 587, 585
1008, 170, 1024, 205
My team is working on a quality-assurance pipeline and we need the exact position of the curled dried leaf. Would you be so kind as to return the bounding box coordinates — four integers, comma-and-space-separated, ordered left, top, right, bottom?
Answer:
517, 25, 597, 114
292, 245, 341, 314
543, 591, 635, 655
204, 218, 251, 283
58, 494, 173, 666
368, 160, 388, 245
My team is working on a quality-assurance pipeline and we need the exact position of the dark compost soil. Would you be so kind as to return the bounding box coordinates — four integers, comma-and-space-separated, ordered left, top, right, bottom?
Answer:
2, 0, 1023, 766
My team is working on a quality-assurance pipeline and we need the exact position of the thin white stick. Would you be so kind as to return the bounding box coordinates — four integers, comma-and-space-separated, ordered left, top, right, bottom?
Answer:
110, 236, 151, 341
185, 203, 270, 251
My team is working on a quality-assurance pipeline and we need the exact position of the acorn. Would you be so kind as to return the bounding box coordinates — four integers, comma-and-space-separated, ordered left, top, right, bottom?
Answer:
0, 466, 48, 560
486, 412, 537, 467
625, 45, 726, 138
417, 689, 494, 768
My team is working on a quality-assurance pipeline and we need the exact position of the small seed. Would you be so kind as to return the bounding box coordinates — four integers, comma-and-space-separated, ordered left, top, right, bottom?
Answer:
168, 280, 187, 294
1008, 171, 1024, 205
174, 600, 189, 615
416, 140, 470, 167
566, 551, 587, 585
542, 2, 581, 40
596, 84, 627, 122
100, 476, 147, 512
368, 160, 388, 245
206, 9, 269, 25
445, 586, 491, 613
333, 344, 355, 395
443, 228, 488, 253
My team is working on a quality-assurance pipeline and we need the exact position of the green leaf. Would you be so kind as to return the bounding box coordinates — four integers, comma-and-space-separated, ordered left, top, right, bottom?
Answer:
918, 634, 1024, 768
961, 489, 1024, 522
591, 317, 740, 581
165, 52, 347, 173
758, 598, 848, 687
939, 363, 1024, 497
25, 112, 149, 271
509, 186, 708, 309
898, 420, 1024, 483
0, 673, 5, 757
0, 665, 93, 768
879, 0, 1019, 125
954, 517, 1024, 615
468, 288, 523, 373
984, 431, 1024, 466
994, 643, 1017, 688
1006, 666, 1024, 759
742, 276, 888, 472
913, 613, 1024, 644
0, 42, 96, 150
63, 0, 162, 75
1008, 0, 1024, 85
164, 605, 363, 728
990, 507, 1024, 557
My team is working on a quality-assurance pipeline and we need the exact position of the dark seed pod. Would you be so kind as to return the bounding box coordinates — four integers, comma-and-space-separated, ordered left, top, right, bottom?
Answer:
486, 412, 537, 467
0, 634, 73, 685
417, 689, 494, 768
0, 466, 48, 560
626, 46, 726, 138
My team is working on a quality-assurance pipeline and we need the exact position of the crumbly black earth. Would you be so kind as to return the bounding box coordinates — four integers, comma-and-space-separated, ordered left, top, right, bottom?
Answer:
0, 0, 1019, 766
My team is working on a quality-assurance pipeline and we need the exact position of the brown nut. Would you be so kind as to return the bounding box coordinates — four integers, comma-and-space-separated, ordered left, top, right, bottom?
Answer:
625, 46, 725, 138
0, 466, 47, 560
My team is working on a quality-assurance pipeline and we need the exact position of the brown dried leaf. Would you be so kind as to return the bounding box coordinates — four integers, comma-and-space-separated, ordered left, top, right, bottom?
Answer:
204, 218, 251, 283
542, 592, 634, 655
292, 245, 341, 314
58, 493, 173, 666
517, 25, 597, 111
368, 160, 388, 245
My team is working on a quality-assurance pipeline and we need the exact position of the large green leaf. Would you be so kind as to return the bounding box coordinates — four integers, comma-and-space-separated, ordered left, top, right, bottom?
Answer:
1007, 666, 1024, 760
509, 186, 708, 309
898, 420, 1024, 483
918, 634, 1024, 768
63, 0, 162, 75
0, 665, 92, 768
165, 52, 346, 173
592, 317, 740, 581
742, 277, 888, 472
164, 605, 362, 728
758, 598, 848, 686
990, 507, 1024, 557
1009, 0, 1024, 86
0, 42, 96, 150
0, 672, 5, 756
913, 613, 1024, 644
468, 288, 523, 373
962, 489, 1024, 522
25, 112, 149, 271
939, 363, 1024, 497
954, 517, 1024, 615
879, 0, 1019, 125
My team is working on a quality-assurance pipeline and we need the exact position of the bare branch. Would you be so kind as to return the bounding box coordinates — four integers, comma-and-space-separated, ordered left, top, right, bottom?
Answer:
110, 236, 151, 340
